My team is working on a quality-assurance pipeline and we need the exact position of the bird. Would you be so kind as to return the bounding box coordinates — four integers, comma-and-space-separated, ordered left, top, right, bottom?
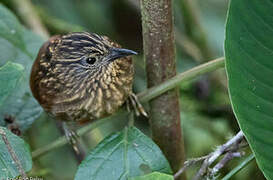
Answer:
30, 32, 146, 143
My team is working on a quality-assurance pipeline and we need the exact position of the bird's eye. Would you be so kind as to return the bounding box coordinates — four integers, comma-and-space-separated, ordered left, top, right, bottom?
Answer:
86, 57, 96, 65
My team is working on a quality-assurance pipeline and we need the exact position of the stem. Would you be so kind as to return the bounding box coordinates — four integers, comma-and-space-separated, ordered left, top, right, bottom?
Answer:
138, 57, 224, 102
32, 57, 224, 159
127, 112, 135, 127
140, 0, 186, 179
222, 154, 255, 180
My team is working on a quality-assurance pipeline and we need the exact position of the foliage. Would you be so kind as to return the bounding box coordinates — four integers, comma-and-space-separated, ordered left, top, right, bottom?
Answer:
0, 4, 43, 131
0, 0, 271, 180
225, 0, 273, 179
75, 127, 172, 180
0, 62, 24, 106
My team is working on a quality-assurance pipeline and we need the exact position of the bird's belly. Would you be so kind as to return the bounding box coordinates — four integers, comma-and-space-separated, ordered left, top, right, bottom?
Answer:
51, 89, 131, 122
67, 84, 132, 123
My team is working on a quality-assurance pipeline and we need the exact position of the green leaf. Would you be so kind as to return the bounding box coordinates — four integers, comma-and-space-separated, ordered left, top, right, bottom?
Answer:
75, 127, 172, 180
0, 4, 44, 131
129, 172, 174, 180
0, 62, 24, 106
0, 126, 32, 178
225, 0, 273, 179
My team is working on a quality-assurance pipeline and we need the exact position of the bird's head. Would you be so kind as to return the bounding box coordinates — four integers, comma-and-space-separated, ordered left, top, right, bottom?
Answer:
30, 32, 136, 112
49, 32, 136, 74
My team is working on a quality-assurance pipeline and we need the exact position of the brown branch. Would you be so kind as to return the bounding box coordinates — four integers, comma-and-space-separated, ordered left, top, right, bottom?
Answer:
140, 0, 186, 180
0, 128, 27, 178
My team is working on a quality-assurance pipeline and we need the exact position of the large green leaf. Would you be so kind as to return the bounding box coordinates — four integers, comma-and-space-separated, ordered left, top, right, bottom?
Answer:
0, 4, 44, 131
0, 62, 24, 106
75, 127, 172, 180
225, 0, 273, 179
0, 126, 32, 178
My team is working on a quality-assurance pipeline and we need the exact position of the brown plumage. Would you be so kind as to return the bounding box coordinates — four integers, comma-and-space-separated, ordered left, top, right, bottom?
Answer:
30, 32, 136, 123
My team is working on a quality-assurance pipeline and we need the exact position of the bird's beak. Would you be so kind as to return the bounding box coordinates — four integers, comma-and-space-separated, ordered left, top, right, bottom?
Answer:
107, 47, 137, 61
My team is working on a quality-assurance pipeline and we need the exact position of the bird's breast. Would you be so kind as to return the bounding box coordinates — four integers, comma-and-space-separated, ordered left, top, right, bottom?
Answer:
51, 57, 134, 123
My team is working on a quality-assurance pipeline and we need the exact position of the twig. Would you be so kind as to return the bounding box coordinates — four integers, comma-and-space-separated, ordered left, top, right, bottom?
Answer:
193, 131, 245, 180
211, 151, 244, 175
11, 0, 50, 39
0, 128, 27, 178
174, 155, 209, 179
32, 57, 225, 159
